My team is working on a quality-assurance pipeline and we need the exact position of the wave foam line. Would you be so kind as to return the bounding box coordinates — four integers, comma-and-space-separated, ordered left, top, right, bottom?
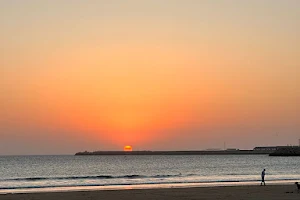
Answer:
0, 174, 185, 182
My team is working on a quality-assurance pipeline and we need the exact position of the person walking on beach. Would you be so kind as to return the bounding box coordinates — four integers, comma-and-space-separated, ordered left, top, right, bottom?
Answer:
261, 169, 266, 186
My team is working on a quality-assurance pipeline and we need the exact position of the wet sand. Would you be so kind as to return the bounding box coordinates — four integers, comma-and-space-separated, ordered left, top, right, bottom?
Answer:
0, 185, 299, 200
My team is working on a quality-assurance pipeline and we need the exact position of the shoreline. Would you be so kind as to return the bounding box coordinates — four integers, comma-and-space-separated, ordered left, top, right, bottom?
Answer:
1, 184, 300, 200
1, 180, 299, 195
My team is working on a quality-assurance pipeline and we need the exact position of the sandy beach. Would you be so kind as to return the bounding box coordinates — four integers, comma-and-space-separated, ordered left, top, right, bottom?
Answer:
1, 185, 299, 200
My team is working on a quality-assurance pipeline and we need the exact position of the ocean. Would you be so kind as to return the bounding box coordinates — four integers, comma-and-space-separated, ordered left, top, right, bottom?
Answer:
0, 155, 300, 193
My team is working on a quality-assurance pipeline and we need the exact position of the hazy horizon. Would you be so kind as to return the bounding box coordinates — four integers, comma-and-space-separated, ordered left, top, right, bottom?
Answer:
1, 0, 300, 155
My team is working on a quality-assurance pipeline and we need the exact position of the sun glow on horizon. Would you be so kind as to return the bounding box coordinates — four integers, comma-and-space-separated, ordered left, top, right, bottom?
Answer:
124, 145, 133, 151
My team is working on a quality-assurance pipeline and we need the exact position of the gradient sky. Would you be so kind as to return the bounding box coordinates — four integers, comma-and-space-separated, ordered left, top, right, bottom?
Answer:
1, 0, 300, 155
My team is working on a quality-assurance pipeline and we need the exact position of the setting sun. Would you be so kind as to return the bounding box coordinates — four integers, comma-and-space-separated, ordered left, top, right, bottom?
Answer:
124, 145, 133, 151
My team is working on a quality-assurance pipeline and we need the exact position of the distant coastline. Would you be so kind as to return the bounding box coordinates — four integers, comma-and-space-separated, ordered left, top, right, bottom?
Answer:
75, 146, 300, 156
75, 150, 273, 156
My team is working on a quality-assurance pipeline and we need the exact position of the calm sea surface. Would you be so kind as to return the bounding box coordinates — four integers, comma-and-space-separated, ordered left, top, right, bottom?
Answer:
0, 155, 300, 192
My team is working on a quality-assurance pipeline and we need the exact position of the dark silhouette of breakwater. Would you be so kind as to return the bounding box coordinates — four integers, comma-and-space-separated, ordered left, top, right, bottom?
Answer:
75, 150, 274, 156
269, 146, 300, 156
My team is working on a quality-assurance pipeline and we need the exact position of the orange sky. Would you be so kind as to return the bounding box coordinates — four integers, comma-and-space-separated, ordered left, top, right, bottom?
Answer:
1, 1, 300, 154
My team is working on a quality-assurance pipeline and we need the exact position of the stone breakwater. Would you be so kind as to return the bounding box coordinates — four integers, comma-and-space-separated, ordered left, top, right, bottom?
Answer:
75, 150, 273, 156
269, 146, 300, 156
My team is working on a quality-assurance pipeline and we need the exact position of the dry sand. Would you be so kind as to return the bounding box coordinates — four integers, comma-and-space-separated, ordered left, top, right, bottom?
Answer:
0, 185, 299, 200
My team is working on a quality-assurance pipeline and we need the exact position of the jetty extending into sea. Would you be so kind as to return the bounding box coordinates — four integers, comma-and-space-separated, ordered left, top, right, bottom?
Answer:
75, 149, 272, 156
269, 146, 300, 156
75, 146, 300, 156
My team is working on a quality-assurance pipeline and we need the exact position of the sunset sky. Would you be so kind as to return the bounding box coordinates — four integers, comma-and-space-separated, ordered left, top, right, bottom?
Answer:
1, 0, 299, 155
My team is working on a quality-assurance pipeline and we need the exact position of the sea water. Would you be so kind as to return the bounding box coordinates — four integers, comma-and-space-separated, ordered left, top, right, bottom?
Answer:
0, 155, 300, 193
